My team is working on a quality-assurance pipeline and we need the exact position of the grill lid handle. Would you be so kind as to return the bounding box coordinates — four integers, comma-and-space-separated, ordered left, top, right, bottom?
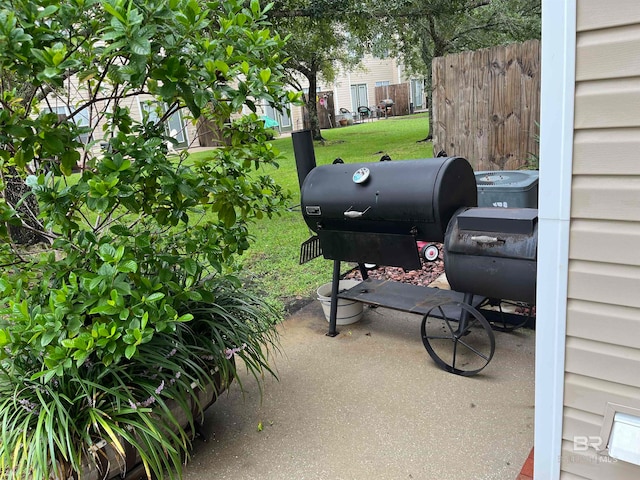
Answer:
344, 206, 371, 218
470, 235, 503, 245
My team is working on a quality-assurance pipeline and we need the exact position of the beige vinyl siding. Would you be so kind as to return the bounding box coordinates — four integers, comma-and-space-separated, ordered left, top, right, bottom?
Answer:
560, 470, 591, 480
566, 300, 640, 349
571, 176, 640, 222
573, 129, 640, 175
334, 55, 402, 112
577, 0, 640, 31
574, 79, 640, 129
576, 25, 640, 81
570, 220, 640, 266
563, 1, 640, 478
346, 55, 401, 86
565, 336, 640, 386
333, 80, 351, 113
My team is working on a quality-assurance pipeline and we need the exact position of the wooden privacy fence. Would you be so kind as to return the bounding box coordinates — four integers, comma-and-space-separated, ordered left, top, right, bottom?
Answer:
432, 39, 540, 171
197, 117, 230, 147
375, 83, 411, 116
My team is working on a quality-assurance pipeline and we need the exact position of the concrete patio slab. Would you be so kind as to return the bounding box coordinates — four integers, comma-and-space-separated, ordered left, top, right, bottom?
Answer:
183, 299, 535, 480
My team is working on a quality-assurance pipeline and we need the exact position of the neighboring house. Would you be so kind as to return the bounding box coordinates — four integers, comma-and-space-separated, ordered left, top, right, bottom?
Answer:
537, 1, 640, 479
44, 54, 423, 148
42, 75, 199, 153
283, 54, 426, 131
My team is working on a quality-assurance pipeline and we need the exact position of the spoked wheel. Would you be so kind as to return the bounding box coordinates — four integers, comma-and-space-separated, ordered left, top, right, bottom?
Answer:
481, 298, 532, 332
421, 301, 495, 376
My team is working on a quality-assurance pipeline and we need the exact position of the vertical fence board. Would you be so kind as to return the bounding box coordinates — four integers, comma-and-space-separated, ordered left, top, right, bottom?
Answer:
432, 39, 540, 171
474, 48, 490, 168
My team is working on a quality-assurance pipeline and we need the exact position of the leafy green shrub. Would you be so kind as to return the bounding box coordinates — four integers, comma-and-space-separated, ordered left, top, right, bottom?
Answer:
0, 276, 280, 479
0, 0, 297, 477
264, 128, 278, 140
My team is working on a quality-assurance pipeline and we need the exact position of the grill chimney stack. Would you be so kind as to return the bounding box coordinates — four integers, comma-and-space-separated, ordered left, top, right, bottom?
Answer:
292, 130, 317, 190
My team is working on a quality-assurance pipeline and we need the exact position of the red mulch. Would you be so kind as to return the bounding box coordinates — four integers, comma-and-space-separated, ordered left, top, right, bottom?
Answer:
343, 243, 445, 287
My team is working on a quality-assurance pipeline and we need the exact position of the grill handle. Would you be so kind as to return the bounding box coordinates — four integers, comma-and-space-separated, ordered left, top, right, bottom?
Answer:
470, 235, 503, 245
344, 206, 371, 219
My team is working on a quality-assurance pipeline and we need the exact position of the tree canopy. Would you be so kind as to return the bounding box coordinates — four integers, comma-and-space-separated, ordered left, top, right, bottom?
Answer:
267, 0, 541, 140
268, 0, 371, 139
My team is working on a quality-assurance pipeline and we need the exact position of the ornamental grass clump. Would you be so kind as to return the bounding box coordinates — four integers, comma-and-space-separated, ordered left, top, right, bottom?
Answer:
0, 0, 296, 478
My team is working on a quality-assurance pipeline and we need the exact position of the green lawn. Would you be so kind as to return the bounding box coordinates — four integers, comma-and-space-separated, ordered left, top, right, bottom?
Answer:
190, 113, 433, 311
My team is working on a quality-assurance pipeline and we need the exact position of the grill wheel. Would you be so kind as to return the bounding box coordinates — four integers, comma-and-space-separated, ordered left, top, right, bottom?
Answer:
420, 301, 495, 376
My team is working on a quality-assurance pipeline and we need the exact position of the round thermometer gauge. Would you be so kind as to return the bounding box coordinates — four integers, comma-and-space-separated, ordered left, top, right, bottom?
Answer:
352, 167, 370, 184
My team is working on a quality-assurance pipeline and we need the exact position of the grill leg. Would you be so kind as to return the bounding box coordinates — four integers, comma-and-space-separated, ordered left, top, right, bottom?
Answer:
456, 292, 475, 334
327, 259, 341, 337
358, 263, 369, 281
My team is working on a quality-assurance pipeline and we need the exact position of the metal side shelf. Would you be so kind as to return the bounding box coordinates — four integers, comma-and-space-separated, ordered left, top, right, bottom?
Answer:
337, 278, 485, 317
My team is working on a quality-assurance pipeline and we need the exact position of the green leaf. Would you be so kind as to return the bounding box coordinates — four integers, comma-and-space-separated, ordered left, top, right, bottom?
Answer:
60, 150, 80, 176
176, 313, 193, 322
145, 292, 165, 303
88, 276, 103, 291
259, 68, 271, 84
94, 196, 109, 212
103, 2, 126, 24
219, 203, 237, 228
131, 36, 151, 56
89, 304, 120, 315
110, 225, 133, 236
187, 291, 202, 301
118, 260, 138, 273
99, 243, 117, 261
125, 344, 136, 359
38, 5, 59, 18
41, 330, 57, 346
184, 258, 197, 276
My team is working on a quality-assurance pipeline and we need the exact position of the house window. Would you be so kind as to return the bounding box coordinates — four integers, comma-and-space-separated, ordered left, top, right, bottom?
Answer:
264, 103, 292, 131
166, 109, 187, 145
351, 83, 368, 112
280, 108, 292, 129
44, 105, 91, 145
139, 100, 188, 147
375, 81, 390, 87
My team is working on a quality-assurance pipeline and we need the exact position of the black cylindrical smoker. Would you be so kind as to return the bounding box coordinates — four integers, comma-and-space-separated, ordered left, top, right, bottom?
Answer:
300, 157, 477, 270
444, 207, 538, 305
293, 138, 537, 376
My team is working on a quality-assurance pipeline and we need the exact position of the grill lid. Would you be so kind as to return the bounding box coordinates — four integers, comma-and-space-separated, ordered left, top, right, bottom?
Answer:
300, 156, 477, 243
456, 208, 537, 235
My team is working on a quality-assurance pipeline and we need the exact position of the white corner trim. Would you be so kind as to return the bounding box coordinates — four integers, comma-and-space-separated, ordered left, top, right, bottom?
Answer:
535, 1, 576, 479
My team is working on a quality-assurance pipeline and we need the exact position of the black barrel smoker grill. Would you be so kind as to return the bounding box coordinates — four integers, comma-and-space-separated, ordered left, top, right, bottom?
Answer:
293, 130, 537, 376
